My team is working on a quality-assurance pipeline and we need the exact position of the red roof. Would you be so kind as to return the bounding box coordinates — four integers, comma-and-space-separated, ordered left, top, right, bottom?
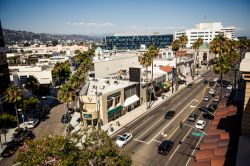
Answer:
159, 65, 173, 73
214, 147, 228, 157
211, 157, 226, 166
195, 149, 214, 161
220, 132, 229, 140
207, 129, 224, 136
192, 160, 211, 166
217, 140, 229, 147
200, 142, 218, 150
203, 135, 221, 143
176, 50, 186, 57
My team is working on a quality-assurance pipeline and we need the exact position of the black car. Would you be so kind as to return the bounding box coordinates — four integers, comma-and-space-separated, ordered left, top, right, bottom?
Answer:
165, 111, 175, 119
188, 112, 197, 122
198, 107, 210, 112
61, 113, 71, 123
204, 80, 208, 84
209, 102, 218, 111
209, 81, 215, 86
178, 80, 186, 84
187, 83, 193, 88
0, 143, 19, 158
203, 112, 214, 120
67, 108, 74, 114
158, 140, 174, 155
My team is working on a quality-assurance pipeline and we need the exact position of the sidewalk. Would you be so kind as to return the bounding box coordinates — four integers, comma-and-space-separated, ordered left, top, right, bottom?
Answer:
101, 74, 204, 137
0, 128, 17, 154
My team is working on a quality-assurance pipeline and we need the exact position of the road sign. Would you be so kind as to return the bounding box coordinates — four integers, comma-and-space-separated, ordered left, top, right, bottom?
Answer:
192, 132, 204, 137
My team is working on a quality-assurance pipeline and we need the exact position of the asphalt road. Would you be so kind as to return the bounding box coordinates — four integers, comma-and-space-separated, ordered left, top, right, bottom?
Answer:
113, 71, 220, 166
0, 102, 67, 166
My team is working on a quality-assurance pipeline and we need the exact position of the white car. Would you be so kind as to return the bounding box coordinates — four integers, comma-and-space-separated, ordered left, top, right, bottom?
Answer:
213, 96, 220, 102
203, 96, 209, 101
227, 85, 233, 91
25, 119, 40, 129
195, 120, 206, 130
115, 133, 133, 148
208, 89, 215, 95
213, 78, 219, 82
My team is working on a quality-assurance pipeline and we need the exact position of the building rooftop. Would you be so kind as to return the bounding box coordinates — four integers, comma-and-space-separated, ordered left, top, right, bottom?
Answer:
240, 52, 250, 72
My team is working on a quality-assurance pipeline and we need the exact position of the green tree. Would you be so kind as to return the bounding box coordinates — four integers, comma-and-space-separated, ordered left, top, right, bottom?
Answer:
172, 39, 180, 92
192, 38, 204, 78
25, 75, 40, 94
0, 113, 17, 146
22, 97, 39, 120
5, 85, 23, 129
179, 35, 188, 50
52, 61, 71, 85
57, 84, 75, 113
16, 129, 132, 166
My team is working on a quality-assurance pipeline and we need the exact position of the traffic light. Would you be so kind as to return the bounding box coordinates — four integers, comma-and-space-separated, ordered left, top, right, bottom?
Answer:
180, 122, 183, 129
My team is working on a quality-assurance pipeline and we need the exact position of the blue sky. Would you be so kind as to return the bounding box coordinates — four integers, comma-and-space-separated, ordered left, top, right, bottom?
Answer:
0, 0, 249, 36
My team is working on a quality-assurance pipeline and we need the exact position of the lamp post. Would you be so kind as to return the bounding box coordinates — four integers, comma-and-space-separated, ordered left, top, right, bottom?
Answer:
172, 66, 175, 94
18, 109, 24, 129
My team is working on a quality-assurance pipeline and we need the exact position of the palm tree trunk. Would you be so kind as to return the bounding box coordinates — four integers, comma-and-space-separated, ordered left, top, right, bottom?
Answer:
15, 103, 20, 129
175, 52, 178, 92
146, 66, 149, 109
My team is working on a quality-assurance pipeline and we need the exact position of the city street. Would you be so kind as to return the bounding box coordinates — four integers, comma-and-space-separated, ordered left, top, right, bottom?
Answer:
112, 71, 218, 166
0, 102, 67, 166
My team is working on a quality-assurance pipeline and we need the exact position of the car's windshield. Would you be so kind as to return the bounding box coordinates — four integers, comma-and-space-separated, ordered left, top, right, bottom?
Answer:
118, 136, 126, 141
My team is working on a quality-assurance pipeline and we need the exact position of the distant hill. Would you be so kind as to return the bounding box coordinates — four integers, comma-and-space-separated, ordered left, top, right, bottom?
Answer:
2, 29, 103, 44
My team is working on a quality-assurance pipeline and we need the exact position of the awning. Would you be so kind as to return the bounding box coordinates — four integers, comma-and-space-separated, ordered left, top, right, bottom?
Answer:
108, 105, 123, 117
161, 82, 171, 89
124, 95, 140, 107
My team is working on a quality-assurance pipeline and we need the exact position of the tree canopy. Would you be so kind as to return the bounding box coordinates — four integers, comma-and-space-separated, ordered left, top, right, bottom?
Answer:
16, 129, 132, 166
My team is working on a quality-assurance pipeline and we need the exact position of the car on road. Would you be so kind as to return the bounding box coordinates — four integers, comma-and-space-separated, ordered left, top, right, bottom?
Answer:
67, 108, 74, 114
178, 80, 186, 84
158, 140, 174, 155
204, 80, 208, 84
227, 85, 233, 91
203, 96, 209, 101
213, 77, 219, 82
208, 89, 215, 95
115, 133, 133, 148
195, 120, 206, 130
209, 102, 218, 111
203, 112, 214, 120
165, 111, 175, 119
26, 119, 40, 129
188, 112, 197, 122
213, 96, 220, 102
0, 142, 19, 158
187, 83, 193, 88
61, 113, 72, 123
198, 107, 209, 112
209, 81, 215, 86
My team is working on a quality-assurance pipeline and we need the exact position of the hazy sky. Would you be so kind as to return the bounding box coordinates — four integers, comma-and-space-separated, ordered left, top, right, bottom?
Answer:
0, 0, 249, 36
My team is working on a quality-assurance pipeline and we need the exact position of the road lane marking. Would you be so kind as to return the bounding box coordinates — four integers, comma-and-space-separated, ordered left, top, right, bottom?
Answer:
152, 140, 161, 143
133, 138, 148, 144
161, 132, 168, 137
169, 128, 192, 161
185, 136, 203, 166
169, 144, 180, 160
190, 105, 195, 108
135, 118, 163, 140
130, 116, 153, 133
148, 99, 195, 144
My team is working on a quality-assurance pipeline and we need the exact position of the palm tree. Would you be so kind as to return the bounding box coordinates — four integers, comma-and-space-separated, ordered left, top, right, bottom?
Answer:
172, 39, 180, 92
5, 85, 23, 129
140, 52, 153, 108
148, 45, 160, 81
57, 84, 75, 113
179, 35, 188, 50
192, 38, 204, 78
210, 34, 229, 97
25, 75, 40, 94
237, 38, 248, 61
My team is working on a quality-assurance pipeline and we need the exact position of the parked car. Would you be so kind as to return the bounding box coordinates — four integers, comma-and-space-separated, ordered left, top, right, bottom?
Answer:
67, 108, 74, 114
195, 120, 206, 130
198, 107, 209, 112
209, 81, 215, 86
61, 113, 71, 123
213, 96, 220, 102
165, 111, 175, 119
203, 112, 214, 120
26, 119, 39, 129
187, 83, 193, 88
203, 96, 209, 101
178, 80, 186, 84
204, 80, 208, 84
210, 102, 218, 111
213, 77, 219, 82
188, 112, 197, 122
158, 140, 174, 155
115, 133, 133, 148
208, 89, 215, 95
0, 142, 19, 158
227, 85, 233, 91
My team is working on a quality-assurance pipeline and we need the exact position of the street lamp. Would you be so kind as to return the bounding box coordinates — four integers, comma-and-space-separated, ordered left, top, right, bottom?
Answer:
18, 109, 25, 128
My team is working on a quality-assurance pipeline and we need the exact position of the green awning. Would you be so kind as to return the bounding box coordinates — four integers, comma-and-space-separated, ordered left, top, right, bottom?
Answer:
108, 105, 123, 117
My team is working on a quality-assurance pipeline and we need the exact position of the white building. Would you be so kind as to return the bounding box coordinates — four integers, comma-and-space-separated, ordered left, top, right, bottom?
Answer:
175, 22, 235, 48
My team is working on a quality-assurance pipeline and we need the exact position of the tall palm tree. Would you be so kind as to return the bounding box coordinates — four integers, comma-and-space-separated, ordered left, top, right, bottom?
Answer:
148, 45, 160, 81
140, 52, 152, 108
172, 39, 180, 92
5, 85, 23, 129
179, 35, 188, 50
237, 39, 248, 61
210, 34, 229, 97
57, 84, 75, 113
25, 75, 40, 94
192, 38, 204, 78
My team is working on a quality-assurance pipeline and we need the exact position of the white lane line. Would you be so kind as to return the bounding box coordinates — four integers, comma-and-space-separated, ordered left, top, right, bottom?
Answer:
148, 99, 195, 144
169, 144, 180, 160
130, 116, 153, 133
152, 140, 161, 143
133, 138, 148, 144
135, 118, 163, 140
185, 136, 203, 166
169, 128, 192, 161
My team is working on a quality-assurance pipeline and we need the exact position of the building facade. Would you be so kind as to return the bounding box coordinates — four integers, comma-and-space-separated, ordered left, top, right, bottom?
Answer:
175, 22, 235, 48
104, 32, 173, 50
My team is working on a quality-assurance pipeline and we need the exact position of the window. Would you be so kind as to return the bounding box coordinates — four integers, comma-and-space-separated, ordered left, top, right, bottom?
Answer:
107, 99, 113, 110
